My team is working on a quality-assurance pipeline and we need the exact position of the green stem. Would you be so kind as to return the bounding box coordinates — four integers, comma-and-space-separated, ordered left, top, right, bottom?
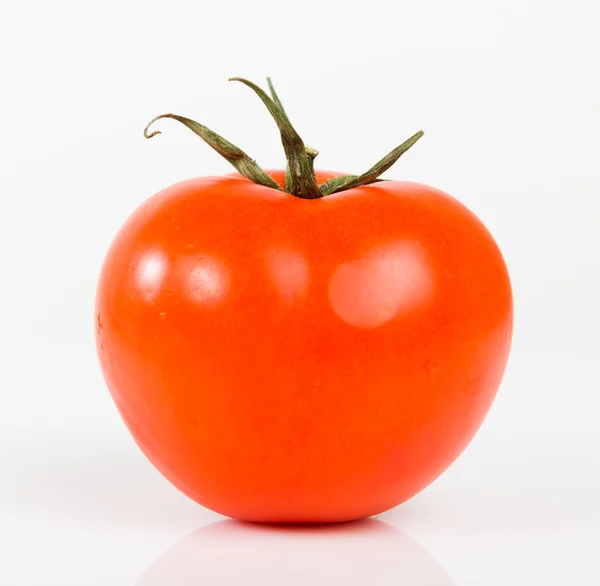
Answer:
229, 77, 322, 200
306, 146, 318, 177
143, 77, 425, 200
143, 113, 281, 191
267, 77, 286, 115
267, 78, 320, 193
319, 130, 424, 196
267, 78, 293, 192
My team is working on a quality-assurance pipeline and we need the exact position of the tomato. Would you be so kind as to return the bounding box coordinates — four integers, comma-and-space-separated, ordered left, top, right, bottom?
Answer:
96, 78, 512, 522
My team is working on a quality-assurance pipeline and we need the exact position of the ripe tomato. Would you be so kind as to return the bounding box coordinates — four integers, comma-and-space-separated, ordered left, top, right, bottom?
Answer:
96, 168, 512, 522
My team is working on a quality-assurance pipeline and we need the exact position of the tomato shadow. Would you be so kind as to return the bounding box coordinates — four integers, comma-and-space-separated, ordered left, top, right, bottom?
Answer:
137, 517, 456, 586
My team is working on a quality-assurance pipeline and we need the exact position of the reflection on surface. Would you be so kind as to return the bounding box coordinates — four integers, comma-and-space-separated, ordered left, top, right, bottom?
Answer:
138, 519, 454, 586
134, 251, 168, 300
267, 248, 310, 305
183, 255, 229, 305
328, 241, 433, 329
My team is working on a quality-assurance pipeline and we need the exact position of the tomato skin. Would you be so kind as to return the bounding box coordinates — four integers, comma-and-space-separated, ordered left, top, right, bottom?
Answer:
96, 170, 512, 522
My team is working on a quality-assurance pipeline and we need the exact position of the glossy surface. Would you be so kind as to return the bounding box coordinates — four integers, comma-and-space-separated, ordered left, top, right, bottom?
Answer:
95, 171, 513, 522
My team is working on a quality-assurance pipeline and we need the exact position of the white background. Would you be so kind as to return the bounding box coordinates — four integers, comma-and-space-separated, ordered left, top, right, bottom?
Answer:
1, 0, 599, 584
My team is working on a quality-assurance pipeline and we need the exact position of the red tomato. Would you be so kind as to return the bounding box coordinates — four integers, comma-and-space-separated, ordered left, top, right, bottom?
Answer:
96, 169, 512, 522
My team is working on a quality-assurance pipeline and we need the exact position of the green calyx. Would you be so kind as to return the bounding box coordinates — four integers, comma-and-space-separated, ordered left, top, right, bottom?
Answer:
144, 77, 424, 200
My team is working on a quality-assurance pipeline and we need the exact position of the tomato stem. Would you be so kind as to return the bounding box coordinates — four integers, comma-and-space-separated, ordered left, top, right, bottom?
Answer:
144, 114, 281, 191
267, 77, 319, 195
143, 77, 424, 199
229, 77, 322, 200
319, 130, 425, 196
266, 77, 286, 115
